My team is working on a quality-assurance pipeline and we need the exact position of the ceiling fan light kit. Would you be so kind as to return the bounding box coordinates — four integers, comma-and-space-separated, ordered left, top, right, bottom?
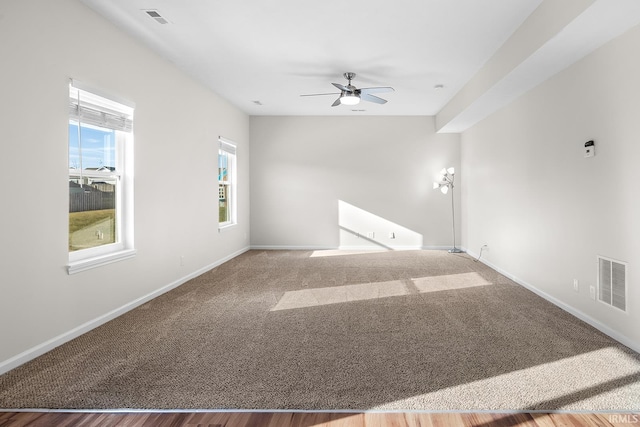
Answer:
340, 91, 360, 105
302, 72, 394, 107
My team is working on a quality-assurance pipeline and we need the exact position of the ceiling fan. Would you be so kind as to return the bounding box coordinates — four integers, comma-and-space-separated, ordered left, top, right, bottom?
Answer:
301, 72, 394, 107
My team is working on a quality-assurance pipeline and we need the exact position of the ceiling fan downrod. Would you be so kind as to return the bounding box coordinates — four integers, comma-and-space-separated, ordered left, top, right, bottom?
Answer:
343, 72, 356, 87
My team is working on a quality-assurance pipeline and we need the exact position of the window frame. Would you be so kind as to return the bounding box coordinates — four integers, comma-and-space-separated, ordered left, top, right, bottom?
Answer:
67, 81, 135, 274
218, 137, 237, 230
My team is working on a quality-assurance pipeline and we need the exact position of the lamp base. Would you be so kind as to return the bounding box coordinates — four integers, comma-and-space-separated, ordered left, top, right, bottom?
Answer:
448, 247, 464, 253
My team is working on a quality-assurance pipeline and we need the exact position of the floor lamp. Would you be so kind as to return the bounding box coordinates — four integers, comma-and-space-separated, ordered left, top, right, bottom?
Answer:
433, 167, 463, 253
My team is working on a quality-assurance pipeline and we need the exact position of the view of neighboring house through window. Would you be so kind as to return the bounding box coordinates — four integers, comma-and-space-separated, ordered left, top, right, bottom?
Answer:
218, 138, 236, 227
68, 82, 134, 268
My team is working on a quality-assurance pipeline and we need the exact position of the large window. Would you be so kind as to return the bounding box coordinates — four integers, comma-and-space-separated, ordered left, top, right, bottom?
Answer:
68, 82, 135, 273
218, 138, 237, 228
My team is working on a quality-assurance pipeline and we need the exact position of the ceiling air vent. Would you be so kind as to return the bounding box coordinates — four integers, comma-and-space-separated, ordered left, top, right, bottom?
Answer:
598, 256, 627, 312
144, 10, 169, 24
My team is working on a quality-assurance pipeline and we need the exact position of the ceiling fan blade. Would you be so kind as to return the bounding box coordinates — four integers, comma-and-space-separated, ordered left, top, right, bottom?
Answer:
300, 92, 340, 97
331, 97, 341, 107
359, 87, 394, 95
332, 83, 352, 92
360, 93, 387, 104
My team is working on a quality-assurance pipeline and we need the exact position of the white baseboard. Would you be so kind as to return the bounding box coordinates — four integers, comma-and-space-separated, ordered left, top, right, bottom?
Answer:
337, 246, 450, 251
464, 247, 640, 354
251, 245, 453, 251
249, 245, 447, 251
337, 245, 420, 251
0, 246, 250, 376
422, 246, 457, 251
250, 245, 337, 251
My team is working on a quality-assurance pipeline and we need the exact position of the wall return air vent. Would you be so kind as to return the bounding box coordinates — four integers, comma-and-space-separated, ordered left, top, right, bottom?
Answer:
597, 256, 627, 312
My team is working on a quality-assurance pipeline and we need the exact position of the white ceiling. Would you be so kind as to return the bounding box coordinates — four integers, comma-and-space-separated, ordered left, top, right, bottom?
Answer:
80, 0, 640, 129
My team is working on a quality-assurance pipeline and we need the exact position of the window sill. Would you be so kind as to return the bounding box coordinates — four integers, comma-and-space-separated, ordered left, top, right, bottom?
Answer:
68, 248, 137, 275
218, 223, 237, 233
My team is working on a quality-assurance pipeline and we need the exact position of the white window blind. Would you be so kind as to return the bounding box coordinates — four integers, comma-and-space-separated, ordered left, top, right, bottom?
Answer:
69, 82, 134, 132
219, 137, 237, 155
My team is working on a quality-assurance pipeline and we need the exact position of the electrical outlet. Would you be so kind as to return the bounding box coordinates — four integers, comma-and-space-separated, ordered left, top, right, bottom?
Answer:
589, 285, 596, 300
573, 279, 579, 292
389, 232, 395, 239
366, 232, 375, 239
180, 256, 185, 267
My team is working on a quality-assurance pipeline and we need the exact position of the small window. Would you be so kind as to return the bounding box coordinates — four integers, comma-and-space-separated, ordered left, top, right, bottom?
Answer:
68, 82, 135, 273
218, 138, 237, 228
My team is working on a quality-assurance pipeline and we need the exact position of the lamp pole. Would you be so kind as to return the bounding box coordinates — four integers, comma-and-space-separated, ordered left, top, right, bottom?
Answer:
434, 167, 463, 254
448, 182, 462, 253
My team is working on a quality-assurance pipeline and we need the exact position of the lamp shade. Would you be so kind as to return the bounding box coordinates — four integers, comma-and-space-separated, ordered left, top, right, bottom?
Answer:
447, 167, 455, 175
440, 185, 449, 194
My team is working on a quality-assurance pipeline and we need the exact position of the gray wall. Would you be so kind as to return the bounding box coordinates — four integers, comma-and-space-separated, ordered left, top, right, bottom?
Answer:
461, 24, 640, 349
0, 0, 250, 371
250, 116, 460, 250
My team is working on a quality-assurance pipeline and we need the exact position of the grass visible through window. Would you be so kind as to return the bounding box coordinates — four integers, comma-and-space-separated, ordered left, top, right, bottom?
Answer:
219, 203, 228, 223
69, 209, 116, 251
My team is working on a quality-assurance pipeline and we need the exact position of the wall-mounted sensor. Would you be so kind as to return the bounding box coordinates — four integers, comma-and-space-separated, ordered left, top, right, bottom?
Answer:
585, 140, 595, 158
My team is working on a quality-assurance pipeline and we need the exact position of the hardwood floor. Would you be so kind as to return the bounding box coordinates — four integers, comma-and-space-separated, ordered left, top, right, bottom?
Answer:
0, 411, 638, 427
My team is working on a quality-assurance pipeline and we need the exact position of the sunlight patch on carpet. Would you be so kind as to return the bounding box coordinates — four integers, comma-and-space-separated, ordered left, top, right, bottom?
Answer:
310, 249, 391, 257
412, 272, 491, 293
271, 280, 409, 311
369, 347, 640, 411
271, 272, 493, 311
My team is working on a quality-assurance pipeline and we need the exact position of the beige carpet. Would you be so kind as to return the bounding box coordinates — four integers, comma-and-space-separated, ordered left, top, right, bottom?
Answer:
0, 250, 639, 410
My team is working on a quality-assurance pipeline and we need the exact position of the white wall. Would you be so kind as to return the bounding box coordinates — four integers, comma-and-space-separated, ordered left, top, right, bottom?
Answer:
461, 24, 640, 349
250, 116, 460, 250
0, 0, 250, 371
